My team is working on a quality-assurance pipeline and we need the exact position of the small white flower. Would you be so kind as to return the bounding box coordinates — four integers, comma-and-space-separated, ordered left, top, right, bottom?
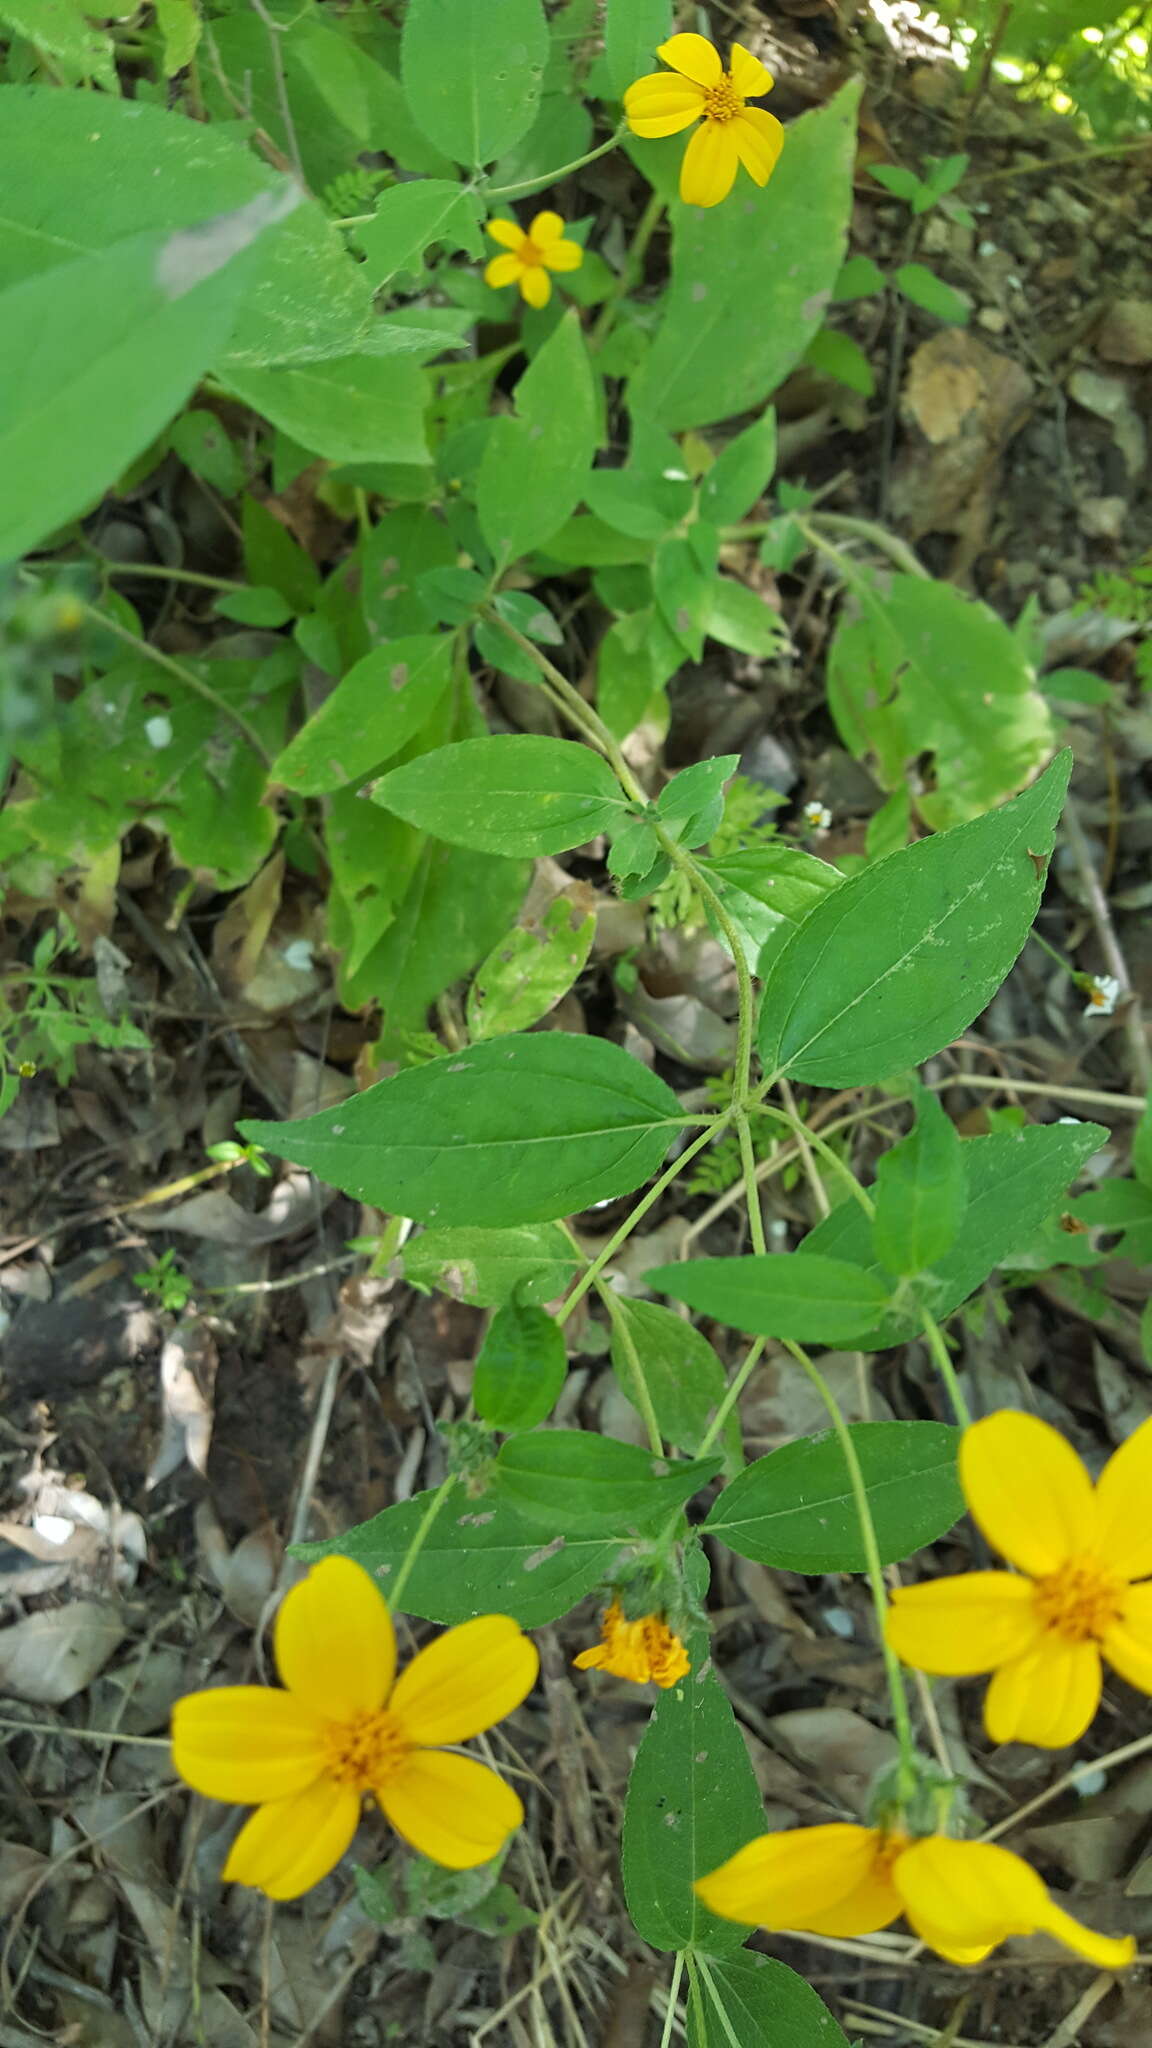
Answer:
803, 801, 832, 832
1083, 975, 1121, 1017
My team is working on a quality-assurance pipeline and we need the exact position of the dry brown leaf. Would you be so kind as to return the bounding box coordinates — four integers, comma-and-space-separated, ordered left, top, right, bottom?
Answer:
138, 1169, 327, 1244
147, 1320, 218, 1487
768, 1705, 899, 1816
0, 1601, 126, 1704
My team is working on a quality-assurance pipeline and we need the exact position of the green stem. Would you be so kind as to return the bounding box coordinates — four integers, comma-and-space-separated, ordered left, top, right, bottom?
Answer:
80, 560, 249, 594
590, 191, 665, 350
555, 1120, 725, 1329
782, 1337, 917, 1787
659, 1954, 685, 2048
920, 1311, 972, 1428
1029, 927, 1079, 979
482, 125, 626, 201
696, 1337, 765, 1460
83, 605, 273, 766
802, 512, 930, 580
389, 1473, 459, 1610
601, 1283, 663, 1455
736, 1110, 766, 1255
652, 819, 757, 1106
757, 1097, 873, 1216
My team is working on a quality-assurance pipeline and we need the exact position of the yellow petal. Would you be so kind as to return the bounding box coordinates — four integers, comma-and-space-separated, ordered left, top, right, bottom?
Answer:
274, 1556, 395, 1719
171, 1687, 325, 1804
623, 76, 706, 137
485, 252, 524, 290
657, 31, 722, 85
543, 238, 583, 273
680, 118, 740, 207
519, 265, 551, 309
731, 107, 785, 188
694, 1825, 884, 1928
1103, 1580, 1152, 1692
960, 1411, 1096, 1575
885, 1573, 1043, 1675
1094, 1416, 1152, 1580
486, 218, 525, 250
984, 1637, 1101, 1747
223, 1778, 360, 1900
377, 1749, 523, 1869
390, 1614, 538, 1745
894, 1837, 1133, 1970
528, 209, 564, 247
795, 1862, 903, 1938
728, 42, 773, 96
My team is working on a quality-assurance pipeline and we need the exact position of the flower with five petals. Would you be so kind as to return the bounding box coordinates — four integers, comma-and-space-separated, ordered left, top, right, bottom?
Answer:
695, 1823, 1135, 1967
624, 33, 784, 209
484, 210, 583, 308
887, 1410, 1152, 1747
171, 1557, 538, 1899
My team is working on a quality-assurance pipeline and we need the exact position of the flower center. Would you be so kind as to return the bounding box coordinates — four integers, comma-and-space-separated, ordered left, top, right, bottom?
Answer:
519, 238, 545, 268
1033, 1557, 1125, 1642
703, 76, 745, 124
322, 1708, 411, 1789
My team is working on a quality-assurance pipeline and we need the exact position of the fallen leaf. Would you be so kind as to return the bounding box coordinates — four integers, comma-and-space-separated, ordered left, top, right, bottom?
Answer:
0, 1602, 126, 1704
147, 1321, 218, 1486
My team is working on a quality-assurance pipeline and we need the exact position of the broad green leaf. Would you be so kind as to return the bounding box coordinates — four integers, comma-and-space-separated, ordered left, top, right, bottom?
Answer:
609, 1297, 732, 1457
0, 0, 113, 86
477, 311, 598, 564
597, 607, 679, 741
373, 735, 628, 855
155, 0, 200, 75
168, 410, 242, 495
270, 636, 455, 794
803, 1120, 1108, 1348
654, 531, 717, 659
467, 890, 596, 1039
872, 1088, 966, 1275
604, 0, 671, 94
495, 1432, 720, 1534
402, 1223, 580, 1306
301, 1484, 620, 1626
360, 505, 457, 639
401, 0, 549, 166
757, 753, 1072, 1088
700, 410, 778, 526
475, 1302, 568, 1430
241, 1031, 686, 1227
222, 355, 428, 466
703, 1421, 963, 1571
0, 191, 296, 562
827, 573, 1056, 830
701, 844, 842, 976
584, 466, 691, 541
629, 80, 860, 430
646, 1254, 892, 1343
657, 755, 740, 847
214, 587, 294, 628
325, 785, 420, 981
704, 577, 787, 658
803, 326, 876, 396
688, 1954, 851, 2048
356, 179, 482, 287
622, 1640, 764, 1953
241, 493, 321, 612
350, 839, 529, 1046
894, 261, 970, 324
832, 253, 886, 300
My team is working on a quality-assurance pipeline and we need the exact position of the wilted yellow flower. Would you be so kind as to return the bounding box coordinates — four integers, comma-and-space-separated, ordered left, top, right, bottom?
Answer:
624, 33, 784, 208
573, 1599, 690, 1688
484, 210, 583, 308
171, 1557, 538, 1898
695, 1823, 1135, 1967
887, 1410, 1152, 1748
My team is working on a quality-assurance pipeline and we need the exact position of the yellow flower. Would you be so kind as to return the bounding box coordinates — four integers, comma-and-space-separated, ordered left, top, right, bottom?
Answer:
572, 1599, 690, 1688
171, 1557, 538, 1899
886, 1410, 1152, 1748
484, 210, 583, 309
624, 32, 784, 209
695, 1823, 1135, 1968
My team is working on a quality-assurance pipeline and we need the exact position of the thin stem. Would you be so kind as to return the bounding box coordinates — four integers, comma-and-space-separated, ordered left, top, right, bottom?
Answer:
83, 605, 273, 765
696, 1337, 765, 1460
757, 1097, 874, 1215
653, 821, 757, 1105
782, 1337, 917, 1784
556, 1121, 725, 1328
658, 1953, 685, 2048
931, 1071, 1146, 1113
483, 124, 625, 201
76, 558, 249, 594
590, 191, 665, 350
779, 1076, 830, 1219
920, 1311, 972, 1428
1030, 927, 1078, 978
389, 1473, 458, 1609
601, 1283, 663, 1455
736, 1111, 767, 1255
799, 511, 930, 581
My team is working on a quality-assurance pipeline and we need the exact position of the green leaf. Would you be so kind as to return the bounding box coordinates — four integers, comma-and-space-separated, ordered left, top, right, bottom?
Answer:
894, 261, 970, 324
597, 608, 675, 741
699, 410, 778, 526
241, 494, 321, 612
356, 179, 481, 287
757, 753, 1072, 1088
869, 164, 924, 202
703, 1421, 963, 1571
477, 311, 598, 563
402, 1222, 581, 1306
803, 1120, 1108, 1348
654, 532, 717, 659
646, 1254, 892, 1344
222, 355, 429, 466
270, 636, 455, 794
657, 755, 740, 847
832, 253, 886, 301
0, 0, 113, 86
622, 1641, 764, 1953
402, 0, 548, 167
827, 573, 1056, 831
688, 1953, 851, 2048
0, 191, 296, 562
169, 410, 242, 495
475, 1301, 567, 1430
240, 1031, 685, 1227
155, 0, 200, 75
302, 1484, 620, 1626
872, 1088, 966, 1275
704, 577, 787, 658
373, 735, 628, 855
585, 466, 691, 541
214, 586, 294, 628
701, 845, 843, 976
1041, 667, 1115, 706
629, 80, 860, 430
803, 327, 876, 396
604, 0, 671, 95
467, 890, 596, 1039
349, 838, 528, 1045
495, 1432, 720, 1533
360, 505, 457, 639
609, 1297, 732, 1457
